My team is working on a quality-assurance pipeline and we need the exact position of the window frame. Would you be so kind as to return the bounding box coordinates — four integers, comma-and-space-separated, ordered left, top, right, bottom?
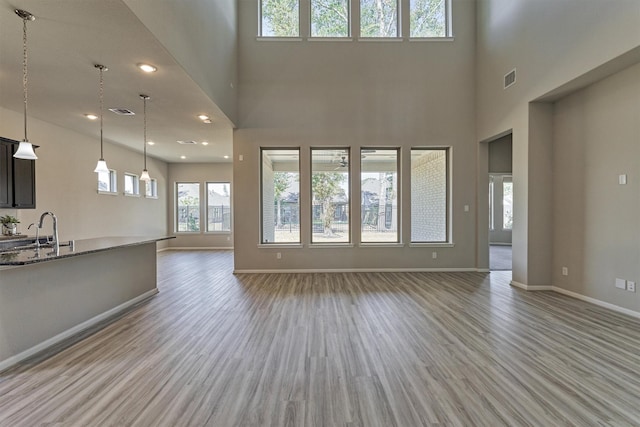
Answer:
409, 147, 451, 244
97, 168, 118, 195
259, 0, 301, 38
206, 182, 232, 233
408, 0, 452, 39
359, 0, 400, 39
310, 0, 352, 39
123, 173, 140, 197
310, 147, 352, 245
260, 148, 301, 245
145, 178, 158, 199
360, 147, 400, 244
175, 182, 201, 233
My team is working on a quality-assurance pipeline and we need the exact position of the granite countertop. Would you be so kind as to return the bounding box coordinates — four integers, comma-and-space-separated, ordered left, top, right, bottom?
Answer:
0, 236, 174, 267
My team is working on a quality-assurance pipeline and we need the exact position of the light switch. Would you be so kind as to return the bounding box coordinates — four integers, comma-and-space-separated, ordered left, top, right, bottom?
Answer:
239, 155, 244, 161
464, 205, 470, 212
619, 174, 627, 185
615, 278, 626, 289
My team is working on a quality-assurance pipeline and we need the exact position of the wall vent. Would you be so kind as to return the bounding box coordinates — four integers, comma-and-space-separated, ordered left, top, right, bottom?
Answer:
108, 108, 135, 116
177, 140, 198, 145
504, 69, 516, 89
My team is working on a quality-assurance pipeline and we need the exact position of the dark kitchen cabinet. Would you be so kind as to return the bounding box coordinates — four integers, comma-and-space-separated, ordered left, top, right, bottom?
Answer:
0, 137, 36, 209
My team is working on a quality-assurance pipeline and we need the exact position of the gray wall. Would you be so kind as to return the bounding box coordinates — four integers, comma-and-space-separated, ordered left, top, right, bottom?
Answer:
234, 0, 477, 271
123, 0, 238, 124
167, 162, 233, 249
476, 0, 640, 286
552, 63, 640, 313
0, 106, 168, 243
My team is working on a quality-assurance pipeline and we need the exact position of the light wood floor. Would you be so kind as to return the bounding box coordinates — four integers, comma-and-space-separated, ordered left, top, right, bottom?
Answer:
1, 251, 640, 426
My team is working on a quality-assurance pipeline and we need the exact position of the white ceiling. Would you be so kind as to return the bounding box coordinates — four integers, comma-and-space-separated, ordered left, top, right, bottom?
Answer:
0, 0, 234, 163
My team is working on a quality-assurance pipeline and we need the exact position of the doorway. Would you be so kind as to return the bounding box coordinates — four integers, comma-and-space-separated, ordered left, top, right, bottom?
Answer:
488, 135, 512, 271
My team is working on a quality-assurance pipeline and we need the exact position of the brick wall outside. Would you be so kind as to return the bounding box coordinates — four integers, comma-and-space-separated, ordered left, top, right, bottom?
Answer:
411, 150, 447, 242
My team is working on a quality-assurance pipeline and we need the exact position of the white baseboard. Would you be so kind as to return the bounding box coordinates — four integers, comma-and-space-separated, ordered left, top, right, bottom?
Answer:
489, 242, 512, 246
510, 280, 553, 291
233, 267, 480, 274
0, 289, 158, 373
510, 281, 640, 319
165, 247, 234, 251
552, 286, 640, 319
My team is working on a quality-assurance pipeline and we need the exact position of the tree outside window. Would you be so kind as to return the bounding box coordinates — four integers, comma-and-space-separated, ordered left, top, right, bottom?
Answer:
261, 149, 300, 243
177, 183, 200, 232
311, 0, 350, 37
311, 149, 350, 243
410, 0, 448, 37
261, 0, 300, 36
360, 0, 398, 38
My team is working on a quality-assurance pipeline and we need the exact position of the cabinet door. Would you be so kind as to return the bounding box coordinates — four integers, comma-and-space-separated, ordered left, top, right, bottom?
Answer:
0, 142, 13, 208
13, 155, 36, 208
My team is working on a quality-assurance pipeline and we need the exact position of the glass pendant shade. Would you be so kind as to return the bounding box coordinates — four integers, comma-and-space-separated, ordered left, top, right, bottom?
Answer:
94, 159, 109, 174
140, 169, 151, 182
14, 140, 38, 160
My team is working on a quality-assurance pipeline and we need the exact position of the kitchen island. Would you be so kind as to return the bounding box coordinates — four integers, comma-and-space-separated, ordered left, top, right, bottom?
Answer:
0, 236, 173, 372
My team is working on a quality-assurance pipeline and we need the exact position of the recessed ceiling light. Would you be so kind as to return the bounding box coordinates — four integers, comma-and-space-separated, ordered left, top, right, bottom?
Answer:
84, 114, 98, 120
147, 141, 155, 146
201, 141, 209, 146
180, 155, 186, 159
198, 114, 209, 121
137, 63, 157, 73
223, 155, 229, 159
203, 119, 212, 124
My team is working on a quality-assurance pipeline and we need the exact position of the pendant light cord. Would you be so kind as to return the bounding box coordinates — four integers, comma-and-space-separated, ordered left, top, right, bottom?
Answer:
143, 96, 147, 170
22, 17, 29, 142
99, 66, 104, 159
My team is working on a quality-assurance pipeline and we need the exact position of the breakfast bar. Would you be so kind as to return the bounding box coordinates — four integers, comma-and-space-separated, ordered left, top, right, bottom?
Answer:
0, 236, 173, 372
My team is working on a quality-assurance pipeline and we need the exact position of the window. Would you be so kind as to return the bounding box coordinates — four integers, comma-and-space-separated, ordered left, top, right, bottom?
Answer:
489, 175, 494, 230
502, 177, 513, 230
124, 173, 140, 196
97, 169, 117, 194
207, 182, 231, 232
361, 148, 399, 243
176, 182, 200, 232
260, 0, 300, 37
261, 149, 300, 244
410, 148, 449, 242
145, 178, 158, 199
410, 0, 449, 37
312, 148, 350, 243
311, 0, 350, 37
360, 0, 398, 38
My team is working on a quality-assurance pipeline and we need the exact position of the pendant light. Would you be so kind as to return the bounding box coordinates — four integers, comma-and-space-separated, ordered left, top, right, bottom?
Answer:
13, 9, 38, 160
93, 64, 110, 173
139, 94, 151, 182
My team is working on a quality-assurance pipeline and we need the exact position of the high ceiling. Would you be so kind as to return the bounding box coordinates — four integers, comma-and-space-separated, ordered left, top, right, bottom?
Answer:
0, 0, 234, 163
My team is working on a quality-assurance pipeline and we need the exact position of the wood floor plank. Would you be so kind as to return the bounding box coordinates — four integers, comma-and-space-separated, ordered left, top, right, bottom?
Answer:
1, 252, 640, 426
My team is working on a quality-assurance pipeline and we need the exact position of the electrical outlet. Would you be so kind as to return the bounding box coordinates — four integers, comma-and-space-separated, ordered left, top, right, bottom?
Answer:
432, 252, 437, 259
227, 236, 230, 241
627, 281, 636, 292
562, 267, 568, 276
276, 252, 282, 259
615, 278, 626, 289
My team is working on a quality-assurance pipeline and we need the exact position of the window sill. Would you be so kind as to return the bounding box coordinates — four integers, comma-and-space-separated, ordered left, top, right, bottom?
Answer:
359, 243, 405, 248
97, 190, 118, 196
358, 37, 403, 42
124, 193, 140, 198
309, 243, 354, 249
175, 231, 201, 234
206, 231, 232, 235
409, 37, 454, 42
145, 195, 158, 199
307, 37, 353, 42
256, 36, 303, 42
258, 243, 303, 249
409, 242, 455, 248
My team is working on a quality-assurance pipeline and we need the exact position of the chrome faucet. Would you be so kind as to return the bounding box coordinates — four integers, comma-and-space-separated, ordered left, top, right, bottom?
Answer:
28, 222, 40, 248
38, 211, 59, 248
